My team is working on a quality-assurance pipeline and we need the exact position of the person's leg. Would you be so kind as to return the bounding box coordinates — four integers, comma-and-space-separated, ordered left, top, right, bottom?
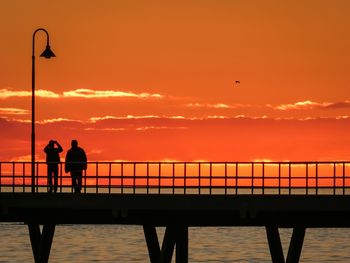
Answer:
47, 165, 53, 192
70, 172, 77, 193
53, 165, 59, 193
76, 171, 82, 193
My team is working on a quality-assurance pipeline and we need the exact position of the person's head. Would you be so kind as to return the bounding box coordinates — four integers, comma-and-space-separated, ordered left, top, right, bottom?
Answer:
71, 140, 78, 148
49, 140, 55, 147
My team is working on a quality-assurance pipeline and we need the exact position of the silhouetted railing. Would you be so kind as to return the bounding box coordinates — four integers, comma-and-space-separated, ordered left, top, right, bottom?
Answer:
0, 161, 349, 195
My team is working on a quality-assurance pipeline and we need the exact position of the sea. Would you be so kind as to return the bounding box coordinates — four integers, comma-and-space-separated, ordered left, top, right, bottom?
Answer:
0, 224, 350, 262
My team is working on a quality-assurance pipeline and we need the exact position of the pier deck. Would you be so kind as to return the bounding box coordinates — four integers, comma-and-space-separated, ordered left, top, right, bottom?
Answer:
1, 161, 350, 263
1, 193, 350, 227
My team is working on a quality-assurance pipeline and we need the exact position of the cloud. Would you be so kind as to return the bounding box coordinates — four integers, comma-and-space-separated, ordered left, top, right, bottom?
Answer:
271, 100, 350, 111
0, 88, 163, 99
0, 88, 59, 98
336, 116, 350, 119
89, 115, 160, 122
84, 127, 127, 131
136, 126, 188, 131
37, 118, 80, 124
63, 89, 163, 99
186, 103, 249, 109
323, 101, 350, 109
36, 90, 60, 98
0, 107, 29, 115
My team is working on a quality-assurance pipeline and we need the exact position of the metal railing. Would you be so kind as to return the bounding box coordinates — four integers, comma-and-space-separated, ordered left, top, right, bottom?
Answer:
0, 161, 349, 195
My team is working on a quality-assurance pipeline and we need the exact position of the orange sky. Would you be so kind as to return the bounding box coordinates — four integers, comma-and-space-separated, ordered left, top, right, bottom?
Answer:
1, 0, 350, 161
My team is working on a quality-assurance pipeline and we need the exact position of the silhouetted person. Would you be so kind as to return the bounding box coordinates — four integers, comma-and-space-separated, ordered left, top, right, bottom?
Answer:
44, 140, 63, 193
65, 140, 87, 193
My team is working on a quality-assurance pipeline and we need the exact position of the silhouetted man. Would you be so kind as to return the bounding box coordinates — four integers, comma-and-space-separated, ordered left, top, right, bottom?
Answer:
65, 140, 87, 193
44, 140, 63, 193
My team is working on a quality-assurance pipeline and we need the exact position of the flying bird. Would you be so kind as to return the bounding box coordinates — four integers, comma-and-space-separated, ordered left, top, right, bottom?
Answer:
233, 80, 240, 87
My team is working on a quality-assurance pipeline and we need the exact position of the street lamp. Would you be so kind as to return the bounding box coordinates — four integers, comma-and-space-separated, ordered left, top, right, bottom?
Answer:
31, 28, 56, 193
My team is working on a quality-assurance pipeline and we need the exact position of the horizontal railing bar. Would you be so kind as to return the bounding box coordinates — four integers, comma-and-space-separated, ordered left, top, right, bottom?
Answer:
1, 161, 350, 164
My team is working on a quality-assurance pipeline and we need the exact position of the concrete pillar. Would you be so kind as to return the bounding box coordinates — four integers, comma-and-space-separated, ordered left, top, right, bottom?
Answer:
28, 224, 55, 263
265, 226, 285, 263
143, 225, 188, 263
286, 227, 306, 263
176, 225, 188, 263
143, 225, 160, 263
158, 226, 177, 263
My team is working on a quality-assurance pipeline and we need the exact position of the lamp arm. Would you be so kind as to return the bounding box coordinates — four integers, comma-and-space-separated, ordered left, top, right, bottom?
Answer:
32, 28, 50, 56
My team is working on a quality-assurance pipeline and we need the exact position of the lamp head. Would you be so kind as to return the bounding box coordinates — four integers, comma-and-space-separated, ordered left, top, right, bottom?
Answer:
40, 45, 56, 59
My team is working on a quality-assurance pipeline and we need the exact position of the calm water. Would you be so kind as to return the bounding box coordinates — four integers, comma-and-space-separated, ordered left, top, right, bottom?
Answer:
0, 224, 350, 262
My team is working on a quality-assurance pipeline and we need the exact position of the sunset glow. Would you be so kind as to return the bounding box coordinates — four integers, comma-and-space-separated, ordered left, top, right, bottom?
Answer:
1, 0, 350, 162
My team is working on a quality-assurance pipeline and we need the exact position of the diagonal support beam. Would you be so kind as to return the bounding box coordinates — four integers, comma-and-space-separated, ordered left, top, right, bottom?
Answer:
143, 225, 189, 263
28, 224, 56, 263
266, 226, 285, 263
266, 226, 306, 263
158, 226, 177, 263
286, 227, 306, 263
28, 224, 41, 262
143, 225, 161, 263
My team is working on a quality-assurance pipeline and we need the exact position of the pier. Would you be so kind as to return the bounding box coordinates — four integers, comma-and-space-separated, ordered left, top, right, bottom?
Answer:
1, 161, 350, 262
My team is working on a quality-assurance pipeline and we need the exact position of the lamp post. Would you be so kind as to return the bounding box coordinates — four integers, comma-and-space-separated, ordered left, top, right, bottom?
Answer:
31, 28, 56, 193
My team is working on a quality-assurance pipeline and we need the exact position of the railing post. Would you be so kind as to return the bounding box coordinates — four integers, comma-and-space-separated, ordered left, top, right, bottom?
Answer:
36, 163, 39, 193
333, 162, 336, 195
251, 163, 254, 195
12, 162, 15, 193
184, 162, 187, 194
306, 163, 308, 195
0, 162, 2, 193
209, 163, 212, 195
133, 163, 136, 194
262, 162, 265, 195
23, 162, 25, 193
158, 162, 161, 194
121, 162, 124, 194
316, 162, 318, 195
96, 162, 99, 194
108, 163, 112, 194
235, 162, 238, 195
289, 163, 291, 195
198, 162, 201, 195
225, 162, 227, 195
59, 163, 63, 193
147, 162, 150, 195
83, 169, 86, 194
278, 163, 281, 195
343, 162, 346, 195
172, 162, 175, 195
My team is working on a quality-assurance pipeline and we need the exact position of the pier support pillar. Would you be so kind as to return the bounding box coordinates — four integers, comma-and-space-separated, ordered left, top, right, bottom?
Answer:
176, 225, 188, 263
266, 226, 285, 263
158, 226, 177, 263
266, 226, 306, 263
28, 223, 55, 263
143, 225, 188, 263
286, 227, 306, 263
143, 225, 161, 263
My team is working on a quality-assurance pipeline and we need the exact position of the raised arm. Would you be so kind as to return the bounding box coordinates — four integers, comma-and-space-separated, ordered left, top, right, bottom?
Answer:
55, 141, 63, 153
